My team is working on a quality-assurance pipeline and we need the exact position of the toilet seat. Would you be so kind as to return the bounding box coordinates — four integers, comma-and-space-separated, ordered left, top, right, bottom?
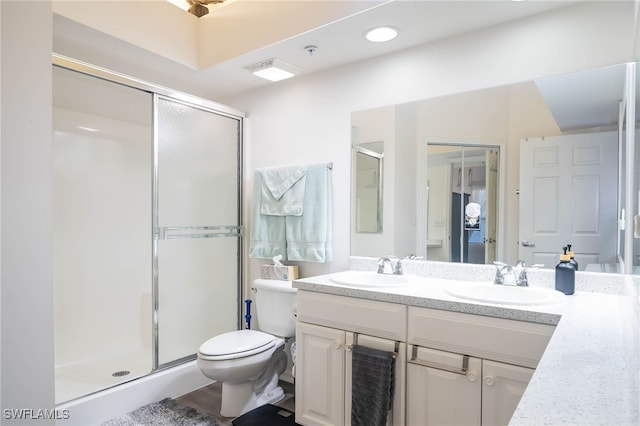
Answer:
198, 330, 276, 361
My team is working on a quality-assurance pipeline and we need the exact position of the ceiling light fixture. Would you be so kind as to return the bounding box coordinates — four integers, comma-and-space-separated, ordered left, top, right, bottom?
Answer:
165, 0, 225, 17
245, 58, 301, 82
365, 26, 398, 43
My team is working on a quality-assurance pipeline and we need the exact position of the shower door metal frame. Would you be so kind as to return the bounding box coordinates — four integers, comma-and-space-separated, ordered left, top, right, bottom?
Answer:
152, 93, 244, 370
52, 53, 245, 373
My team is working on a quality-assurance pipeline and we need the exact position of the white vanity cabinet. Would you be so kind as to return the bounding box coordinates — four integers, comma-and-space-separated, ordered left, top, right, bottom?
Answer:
295, 290, 407, 426
294, 288, 556, 426
406, 307, 553, 426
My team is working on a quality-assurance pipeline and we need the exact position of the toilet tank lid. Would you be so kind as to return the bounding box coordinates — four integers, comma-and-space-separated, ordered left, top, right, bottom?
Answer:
253, 279, 297, 293
199, 329, 274, 357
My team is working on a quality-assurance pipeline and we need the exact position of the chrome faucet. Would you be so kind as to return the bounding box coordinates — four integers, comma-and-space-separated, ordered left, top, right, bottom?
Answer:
494, 260, 542, 286
493, 261, 514, 285
377, 257, 394, 274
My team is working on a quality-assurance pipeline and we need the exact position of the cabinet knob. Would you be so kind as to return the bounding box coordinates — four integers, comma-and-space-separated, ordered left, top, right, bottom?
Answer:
484, 376, 495, 386
334, 342, 341, 349
466, 372, 478, 382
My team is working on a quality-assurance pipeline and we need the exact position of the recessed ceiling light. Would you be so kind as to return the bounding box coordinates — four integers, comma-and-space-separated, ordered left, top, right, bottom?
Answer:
365, 26, 398, 43
245, 58, 301, 82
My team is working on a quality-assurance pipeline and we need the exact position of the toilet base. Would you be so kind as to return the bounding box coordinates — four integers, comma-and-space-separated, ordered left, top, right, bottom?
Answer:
220, 380, 285, 418
221, 380, 255, 417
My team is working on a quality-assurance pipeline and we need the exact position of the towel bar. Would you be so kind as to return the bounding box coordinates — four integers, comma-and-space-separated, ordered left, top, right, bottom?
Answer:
346, 333, 399, 358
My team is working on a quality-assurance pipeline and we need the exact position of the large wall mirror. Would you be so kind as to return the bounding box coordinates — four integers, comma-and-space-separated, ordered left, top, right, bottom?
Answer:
351, 62, 639, 274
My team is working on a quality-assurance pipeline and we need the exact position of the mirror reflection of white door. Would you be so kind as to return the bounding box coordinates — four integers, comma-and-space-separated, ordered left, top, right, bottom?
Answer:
519, 132, 618, 269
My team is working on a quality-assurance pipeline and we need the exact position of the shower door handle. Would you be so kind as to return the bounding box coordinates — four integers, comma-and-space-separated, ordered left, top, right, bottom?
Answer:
155, 225, 243, 240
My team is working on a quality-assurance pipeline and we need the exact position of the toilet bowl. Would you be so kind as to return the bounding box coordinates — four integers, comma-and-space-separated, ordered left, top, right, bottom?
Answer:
196, 279, 297, 418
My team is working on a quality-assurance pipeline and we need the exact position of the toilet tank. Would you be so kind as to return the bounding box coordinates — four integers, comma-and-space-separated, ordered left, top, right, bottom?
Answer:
252, 279, 297, 338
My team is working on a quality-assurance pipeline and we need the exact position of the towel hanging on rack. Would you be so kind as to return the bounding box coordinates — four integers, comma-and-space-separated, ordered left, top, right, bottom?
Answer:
259, 165, 307, 216
286, 163, 332, 262
350, 345, 395, 426
249, 162, 333, 262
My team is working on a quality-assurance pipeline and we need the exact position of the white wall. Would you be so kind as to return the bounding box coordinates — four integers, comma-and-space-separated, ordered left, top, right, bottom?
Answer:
226, 1, 638, 282
1, 1, 55, 423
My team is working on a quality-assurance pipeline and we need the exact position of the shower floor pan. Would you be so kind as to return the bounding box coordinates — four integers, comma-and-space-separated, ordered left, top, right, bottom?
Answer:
55, 345, 151, 404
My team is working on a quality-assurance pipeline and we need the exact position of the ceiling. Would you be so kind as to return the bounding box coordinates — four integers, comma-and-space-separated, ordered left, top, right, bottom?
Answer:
53, 0, 582, 98
535, 63, 629, 132
52, 1, 636, 130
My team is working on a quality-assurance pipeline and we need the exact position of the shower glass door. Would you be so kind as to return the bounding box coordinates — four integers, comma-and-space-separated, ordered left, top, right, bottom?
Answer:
155, 96, 242, 366
53, 59, 244, 403
53, 66, 154, 403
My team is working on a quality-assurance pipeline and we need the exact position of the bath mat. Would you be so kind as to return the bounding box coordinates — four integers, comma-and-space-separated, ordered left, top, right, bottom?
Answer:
101, 398, 221, 426
232, 404, 299, 426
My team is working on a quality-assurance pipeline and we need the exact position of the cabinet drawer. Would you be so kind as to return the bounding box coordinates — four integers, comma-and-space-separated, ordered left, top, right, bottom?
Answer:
408, 307, 555, 368
296, 290, 406, 341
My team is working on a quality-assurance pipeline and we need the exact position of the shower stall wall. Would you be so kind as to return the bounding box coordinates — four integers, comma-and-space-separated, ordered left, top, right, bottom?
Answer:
52, 57, 244, 406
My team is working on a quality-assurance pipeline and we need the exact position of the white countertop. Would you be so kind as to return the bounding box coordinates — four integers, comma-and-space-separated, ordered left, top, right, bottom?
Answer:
293, 258, 640, 426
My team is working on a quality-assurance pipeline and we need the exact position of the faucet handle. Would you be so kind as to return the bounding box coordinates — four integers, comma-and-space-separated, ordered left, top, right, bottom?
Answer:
394, 254, 424, 275
493, 261, 505, 284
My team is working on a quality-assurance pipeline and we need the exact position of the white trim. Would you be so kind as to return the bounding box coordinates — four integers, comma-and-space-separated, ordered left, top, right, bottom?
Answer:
623, 61, 637, 274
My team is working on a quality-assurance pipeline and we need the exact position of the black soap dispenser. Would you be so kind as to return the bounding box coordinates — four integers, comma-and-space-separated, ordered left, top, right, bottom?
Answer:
555, 246, 575, 295
567, 244, 579, 271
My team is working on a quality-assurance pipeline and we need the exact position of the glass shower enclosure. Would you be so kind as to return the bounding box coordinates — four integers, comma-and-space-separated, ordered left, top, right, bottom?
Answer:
52, 57, 243, 403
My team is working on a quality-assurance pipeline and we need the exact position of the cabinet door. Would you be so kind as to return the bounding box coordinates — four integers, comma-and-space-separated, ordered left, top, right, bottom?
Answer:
345, 333, 406, 426
406, 346, 481, 426
482, 360, 534, 426
295, 322, 346, 426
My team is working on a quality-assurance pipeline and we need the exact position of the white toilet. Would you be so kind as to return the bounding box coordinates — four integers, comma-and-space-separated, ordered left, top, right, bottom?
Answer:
197, 279, 297, 418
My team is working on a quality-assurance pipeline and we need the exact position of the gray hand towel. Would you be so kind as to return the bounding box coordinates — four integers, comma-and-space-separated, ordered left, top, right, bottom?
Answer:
351, 345, 395, 426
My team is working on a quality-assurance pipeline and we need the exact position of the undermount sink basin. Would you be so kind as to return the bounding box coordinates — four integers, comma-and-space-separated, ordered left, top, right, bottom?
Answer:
445, 283, 565, 306
329, 270, 409, 288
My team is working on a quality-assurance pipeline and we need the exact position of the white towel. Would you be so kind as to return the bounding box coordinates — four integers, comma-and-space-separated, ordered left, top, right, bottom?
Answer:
249, 170, 287, 259
250, 163, 332, 262
260, 165, 307, 216
286, 163, 333, 262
